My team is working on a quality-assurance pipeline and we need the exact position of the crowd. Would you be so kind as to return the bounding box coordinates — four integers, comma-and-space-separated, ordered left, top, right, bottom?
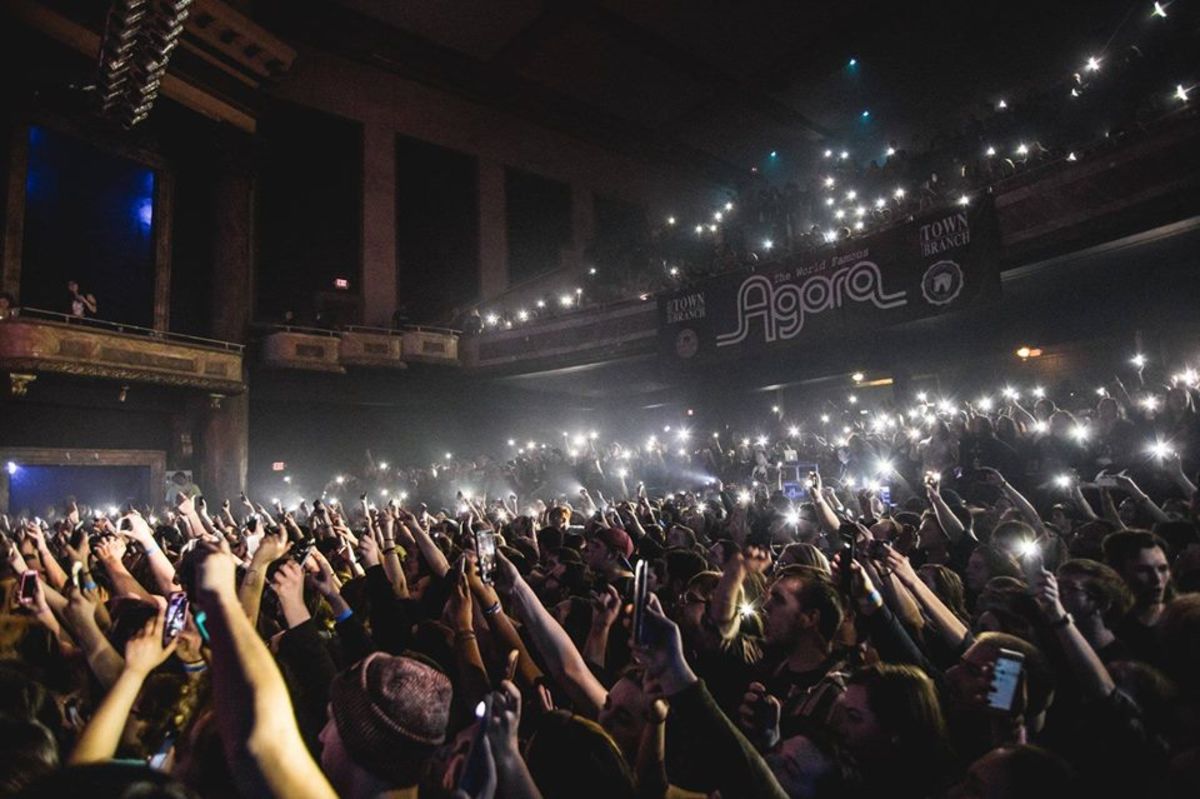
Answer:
2, 359, 1200, 798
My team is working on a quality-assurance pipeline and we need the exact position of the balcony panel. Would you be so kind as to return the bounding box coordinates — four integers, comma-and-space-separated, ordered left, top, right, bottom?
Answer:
402, 328, 459, 365
0, 313, 244, 392
260, 329, 345, 373
340, 329, 407, 369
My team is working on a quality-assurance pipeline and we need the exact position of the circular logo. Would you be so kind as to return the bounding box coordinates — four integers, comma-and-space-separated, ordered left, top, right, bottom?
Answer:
675, 328, 699, 359
921, 260, 964, 306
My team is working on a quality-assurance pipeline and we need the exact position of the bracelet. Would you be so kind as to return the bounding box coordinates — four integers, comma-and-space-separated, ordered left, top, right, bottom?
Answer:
483, 601, 502, 617
83, 581, 97, 592
143, 542, 159, 556
1050, 612, 1073, 629
334, 607, 354, 623
380, 546, 397, 555
181, 660, 208, 673
864, 589, 883, 607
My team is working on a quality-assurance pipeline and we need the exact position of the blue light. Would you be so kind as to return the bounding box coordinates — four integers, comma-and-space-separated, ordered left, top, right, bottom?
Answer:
861, 110, 871, 119
5, 461, 17, 476
769, 150, 778, 158
137, 198, 153, 230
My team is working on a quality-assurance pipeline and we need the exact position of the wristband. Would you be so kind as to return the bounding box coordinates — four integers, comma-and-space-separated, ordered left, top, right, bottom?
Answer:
864, 589, 883, 607
483, 601, 502, 617
83, 581, 98, 592
380, 546, 397, 555
334, 607, 354, 623
181, 660, 208, 673
143, 542, 159, 556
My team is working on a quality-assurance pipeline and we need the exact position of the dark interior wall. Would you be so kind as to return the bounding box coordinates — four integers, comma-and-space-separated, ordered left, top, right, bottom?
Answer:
394, 135, 479, 322
256, 101, 363, 324
505, 168, 572, 284
20, 125, 157, 326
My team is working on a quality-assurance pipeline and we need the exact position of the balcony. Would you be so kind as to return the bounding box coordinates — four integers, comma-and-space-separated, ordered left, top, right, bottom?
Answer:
256, 324, 459, 372
0, 309, 244, 394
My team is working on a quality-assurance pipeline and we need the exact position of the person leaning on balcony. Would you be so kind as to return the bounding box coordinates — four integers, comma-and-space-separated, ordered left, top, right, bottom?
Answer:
67, 280, 98, 319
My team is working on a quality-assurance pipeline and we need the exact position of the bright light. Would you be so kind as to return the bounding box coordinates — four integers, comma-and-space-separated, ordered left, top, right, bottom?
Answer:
770, 150, 778, 158
617, 467, 629, 479
271, 497, 280, 505
784, 510, 800, 526
908, 427, 923, 440
977, 397, 994, 412
708, 223, 718, 232
834, 209, 846, 220
997, 99, 1008, 110
861, 109, 870, 119
916, 392, 928, 403
985, 145, 997, 157
839, 150, 849, 160
1148, 439, 1174, 460
1176, 84, 1190, 102
108, 505, 120, 517
1131, 354, 1147, 368
677, 429, 691, 441
589, 430, 598, 440
588, 267, 597, 276
886, 146, 896, 156
559, 294, 574, 307
567, 448, 578, 458
824, 230, 838, 243
1016, 143, 1029, 156
1054, 474, 1073, 489
824, 149, 833, 158
526, 440, 536, 449
957, 194, 970, 206
824, 176, 836, 188
4, 461, 15, 475
1002, 386, 1019, 400
1141, 395, 1160, 411
876, 458, 895, 476
756, 436, 769, 446
737, 491, 751, 505
695, 224, 704, 234
445, 452, 453, 460
724, 202, 734, 211
1016, 346, 1032, 359
335, 475, 345, 485
820, 414, 830, 424
536, 299, 546, 308
741, 438, 750, 447
739, 601, 758, 618
283, 475, 292, 483
647, 435, 658, 448
485, 313, 499, 326
667, 216, 676, 225
1096, 387, 1108, 397
893, 187, 906, 199
846, 190, 857, 201
938, 399, 955, 414
1153, 2, 1168, 18
854, 221, 865, 231
848, 57, 857, 66
848, 394, 858, 404
712, 431, 720, 438
825, 197, 835, 206
380, 489, 389, 497
1067, 152, 1078, 162
399, 491, 409, 501
378, 461, 388, 470
1084, 56, 1101, 72
1033, 420, 1048, 433
573, 435, 586, 447
855, 206, 866, 217
763, 239, 774, 250
851, 371, 865, 382
788, 425, 800, 437
771, 405, 780, 414
1070, 425, 1090, 443
1017, 539, 1041, 559
714, 211, 723, 222
1033, 386, 1046, 398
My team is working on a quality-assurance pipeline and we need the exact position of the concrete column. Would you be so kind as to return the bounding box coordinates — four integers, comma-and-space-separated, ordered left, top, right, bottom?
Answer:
210, 169, 254, 344
478, 158, 508, 302
362, 123, 396, 326
200, 390, 248, 501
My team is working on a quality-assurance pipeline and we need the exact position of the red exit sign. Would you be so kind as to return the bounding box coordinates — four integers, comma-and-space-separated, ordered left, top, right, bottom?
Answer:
271, 461, 286, 472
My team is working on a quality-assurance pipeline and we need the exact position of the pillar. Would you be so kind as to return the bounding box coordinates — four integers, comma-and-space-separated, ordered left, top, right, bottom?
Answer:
363, 122, 396, 327
200, 391, 248, 501
478, 158, 508, 302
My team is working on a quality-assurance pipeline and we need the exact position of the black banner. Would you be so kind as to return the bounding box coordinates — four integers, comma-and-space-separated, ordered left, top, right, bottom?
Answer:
658, 201, 1000, 361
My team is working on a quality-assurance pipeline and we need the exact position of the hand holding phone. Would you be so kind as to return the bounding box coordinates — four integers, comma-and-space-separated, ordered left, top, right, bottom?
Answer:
474, 528, 497, 585
632, 560, 650, 646
163, 592, 189, 646
987, 648, 1026, 712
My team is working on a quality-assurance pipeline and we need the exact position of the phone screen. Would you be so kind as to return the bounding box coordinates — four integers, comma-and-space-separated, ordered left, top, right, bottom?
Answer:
19, 571, 38, 602
475, 528, 497, 585
987, 648, 1025, 711
163, 592, 189, 646
632, 559, 649, 645
1019, 541, 1044, 587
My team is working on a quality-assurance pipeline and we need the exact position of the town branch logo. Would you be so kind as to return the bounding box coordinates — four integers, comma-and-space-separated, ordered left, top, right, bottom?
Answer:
921, 260, 964, 306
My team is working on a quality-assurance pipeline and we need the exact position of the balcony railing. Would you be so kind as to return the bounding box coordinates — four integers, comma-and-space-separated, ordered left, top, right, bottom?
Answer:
0, 308, 245, 392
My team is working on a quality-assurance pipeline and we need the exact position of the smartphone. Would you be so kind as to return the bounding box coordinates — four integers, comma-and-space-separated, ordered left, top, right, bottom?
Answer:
632, 559, 650, 646
18, 571, 38, 604
475, 528, 497, 585
987, 648, 1026, 712
291, 539, 315, 565
868, 539, 891, 561
837, 523, 858, 597
163, 591, 189, 646
1019, 540, 1044, 587
1095, 474, 1120, 489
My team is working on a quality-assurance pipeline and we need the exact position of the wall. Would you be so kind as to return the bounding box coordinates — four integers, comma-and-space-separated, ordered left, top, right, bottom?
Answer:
270, 48, 714, 326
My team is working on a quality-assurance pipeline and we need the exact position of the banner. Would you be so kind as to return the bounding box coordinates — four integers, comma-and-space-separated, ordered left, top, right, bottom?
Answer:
658, 201, 1000, 361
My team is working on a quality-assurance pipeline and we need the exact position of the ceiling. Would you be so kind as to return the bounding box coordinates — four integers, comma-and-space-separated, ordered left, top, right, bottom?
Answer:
263, 0, 1139, 185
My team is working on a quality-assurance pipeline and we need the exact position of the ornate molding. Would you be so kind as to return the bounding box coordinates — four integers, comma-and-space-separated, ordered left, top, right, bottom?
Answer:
0, 318, 245, 393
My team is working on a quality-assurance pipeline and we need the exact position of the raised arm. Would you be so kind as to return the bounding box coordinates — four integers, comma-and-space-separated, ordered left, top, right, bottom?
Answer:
497, 553, 607, 716
1033, 569, 1115, 702
885, 547, 969, 650
926, 477, 968, 543
194, 544, 338, 799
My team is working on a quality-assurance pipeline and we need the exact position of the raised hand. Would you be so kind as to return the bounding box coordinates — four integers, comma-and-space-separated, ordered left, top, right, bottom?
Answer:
124, 600, 178, 676
737, 681, 782, 751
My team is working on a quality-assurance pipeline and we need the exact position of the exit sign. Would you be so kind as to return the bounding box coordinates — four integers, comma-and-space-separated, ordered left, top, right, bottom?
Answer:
333, 277, 349, 289
271, 461, 286, 471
